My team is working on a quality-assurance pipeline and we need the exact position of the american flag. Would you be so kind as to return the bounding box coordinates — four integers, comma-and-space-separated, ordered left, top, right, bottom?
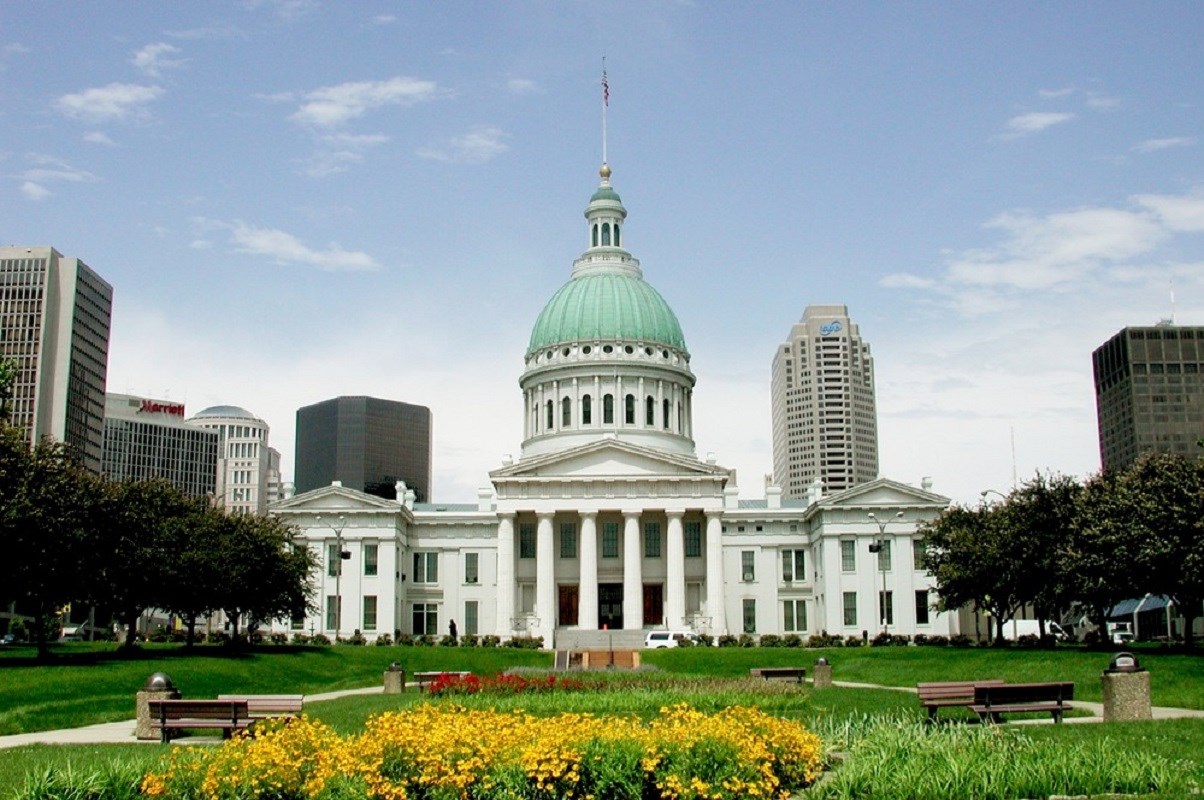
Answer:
602, 69, 609, 107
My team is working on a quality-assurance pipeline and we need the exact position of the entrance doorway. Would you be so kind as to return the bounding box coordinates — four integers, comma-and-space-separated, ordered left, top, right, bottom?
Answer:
643, 584, 664, 626
599, 583, 623, 629
558, 585, 578, 626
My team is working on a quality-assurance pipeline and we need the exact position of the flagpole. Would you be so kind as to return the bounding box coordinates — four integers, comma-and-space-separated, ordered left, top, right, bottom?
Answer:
601, 58, 609, 166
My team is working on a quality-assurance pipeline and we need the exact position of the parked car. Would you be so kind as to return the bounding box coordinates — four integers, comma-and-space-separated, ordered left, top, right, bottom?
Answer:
0, 633, 15, 646
644, 630, 699, 648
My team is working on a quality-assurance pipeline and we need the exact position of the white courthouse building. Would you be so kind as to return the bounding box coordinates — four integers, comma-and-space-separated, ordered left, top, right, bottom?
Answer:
273, 164, 956, 648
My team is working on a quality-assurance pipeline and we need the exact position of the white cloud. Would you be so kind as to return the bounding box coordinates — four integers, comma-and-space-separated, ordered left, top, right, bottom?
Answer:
4, 43, 31, 56
84, 131, 116, 146
508, 78, 540, 95
199, 219, 380, 271
17, 155, 97, 187
165, 24, 247, 41
416, 126, 508, 164
132, 43, 185, 77
290, 76, 438, 128
322, 132, 389, 147
302, 150, 363, 177
879, 273, 935, 289
54, 83, 164, 122
370, 14, 397, 25
19, 167, 98, 183
1087, 92, 1120, 110
20, 181, 50, 200
1039, 87, 1074, 99
1134, 191, 1204, 232
1134, 136, 1196, 153
1002, 112, 1075, 137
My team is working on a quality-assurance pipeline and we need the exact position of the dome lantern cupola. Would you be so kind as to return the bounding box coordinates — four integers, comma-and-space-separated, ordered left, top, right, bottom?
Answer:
586, 162, 627, 252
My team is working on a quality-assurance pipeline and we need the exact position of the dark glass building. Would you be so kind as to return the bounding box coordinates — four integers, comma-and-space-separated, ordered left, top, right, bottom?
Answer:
295, 396, 432, 501
1092, 324, 1204, 472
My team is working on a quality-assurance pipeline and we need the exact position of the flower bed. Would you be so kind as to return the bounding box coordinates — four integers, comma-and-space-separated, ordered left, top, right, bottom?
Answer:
425, 672, 586, 696
141, 704, 823, 799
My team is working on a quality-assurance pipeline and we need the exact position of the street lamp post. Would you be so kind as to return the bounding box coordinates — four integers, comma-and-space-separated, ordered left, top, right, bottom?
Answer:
316, 513, 348, 641
867, 511, 904, 635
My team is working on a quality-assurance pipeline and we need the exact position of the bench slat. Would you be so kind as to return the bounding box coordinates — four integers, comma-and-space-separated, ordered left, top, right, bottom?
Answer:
972, 682, 1074, 723
148, 699, 251, 743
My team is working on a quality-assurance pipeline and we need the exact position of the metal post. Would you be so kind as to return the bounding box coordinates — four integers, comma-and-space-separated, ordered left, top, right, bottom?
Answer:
868, 511, 904, 636
317, 513, 347, 641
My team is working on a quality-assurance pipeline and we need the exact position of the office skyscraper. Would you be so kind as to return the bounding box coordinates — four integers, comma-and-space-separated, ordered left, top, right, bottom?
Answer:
295, 396, 432, 501
0, 246, 112, 471
771, 304, 878, 498
102, 394, 218, 497
1092, 323, 1204, 471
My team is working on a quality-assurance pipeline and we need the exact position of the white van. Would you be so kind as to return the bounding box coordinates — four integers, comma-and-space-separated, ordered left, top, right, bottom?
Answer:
644, 630, 699, 649
1000, 619, 1069, 641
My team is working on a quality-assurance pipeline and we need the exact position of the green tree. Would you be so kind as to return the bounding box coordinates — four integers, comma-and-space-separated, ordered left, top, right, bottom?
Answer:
213, 512, 314, 644
0, 438, 105, 658
920, 503, 1028, 642
1004, 472, 1083, 637
158, 503, 227, 647
0, 357, 16, 422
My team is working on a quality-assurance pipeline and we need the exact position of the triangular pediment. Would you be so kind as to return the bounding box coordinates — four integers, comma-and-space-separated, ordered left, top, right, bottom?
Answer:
491, 438, 731, 482
817, 477, 950, 509
271, 483, 402, 513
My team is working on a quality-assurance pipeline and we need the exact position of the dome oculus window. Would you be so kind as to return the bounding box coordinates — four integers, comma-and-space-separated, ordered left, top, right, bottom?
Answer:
583, 346, 592, 355
645, 347, 653, 356
624, 345, 634, 354
603, 345, 614, 354
562, 347, 570, 357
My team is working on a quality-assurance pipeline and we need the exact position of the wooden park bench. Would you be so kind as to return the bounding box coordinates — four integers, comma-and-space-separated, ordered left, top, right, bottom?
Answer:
217, 694, 304, 719
917, 680, 1005, 721
749, 667, 806, 683
147, 698, 251, 743
414, 671, 472, 692
971, 681, 1074, 724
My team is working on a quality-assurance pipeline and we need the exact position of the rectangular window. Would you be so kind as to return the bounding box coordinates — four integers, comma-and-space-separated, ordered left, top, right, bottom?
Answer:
465, 552, 479, 584
782, 549, 805, 582
842, 591, 857, 626
290, 612, 304, 631
519, 524, 536, 559
879, 591, 894, 627
877, 540, 892, 572
915, 590, 930, 625
644, 523, 661, 558
602, 522, 620, 558
840, 539, 856, 572
684, 521, 702, 557
327, 543, 340, 577
465, 600, 479, 635
362, 595, 377, 631
783, 599, 807, 633
520, 584, 536, 613
325, 595, 340, 631
741, 550, 755, 582
560, 523, 577, 559
686, 582, 702, 614
912, 540, 927, 571
363, 543, 378, 577
742, 598, 756, 633
411, 603, 437, 636
413, 552, 438, 584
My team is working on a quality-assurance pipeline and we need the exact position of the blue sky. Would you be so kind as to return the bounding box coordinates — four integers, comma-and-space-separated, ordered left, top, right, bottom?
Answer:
4, 2, 1203, 504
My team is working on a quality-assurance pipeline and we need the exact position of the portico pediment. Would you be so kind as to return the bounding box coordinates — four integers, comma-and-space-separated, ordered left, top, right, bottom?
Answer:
271, 484, 403, 514
491, 438, 730, 482
817, 477, 950, 509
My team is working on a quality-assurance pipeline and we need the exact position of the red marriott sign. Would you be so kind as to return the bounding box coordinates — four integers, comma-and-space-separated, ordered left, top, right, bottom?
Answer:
139, 399, 185, 417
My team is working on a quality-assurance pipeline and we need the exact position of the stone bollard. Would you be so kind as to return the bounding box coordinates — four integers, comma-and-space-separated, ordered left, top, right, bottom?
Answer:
383, 662, 405, 694
1101, 652, 1152, 722
136, 672, 180, 740
812, 657, 833, 688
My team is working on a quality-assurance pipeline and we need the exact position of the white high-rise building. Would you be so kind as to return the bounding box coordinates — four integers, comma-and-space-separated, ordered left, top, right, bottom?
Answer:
102, 394, 218, 497
771, 305, 879, 499
0, 246, 112, 471
186, 405, 274, 514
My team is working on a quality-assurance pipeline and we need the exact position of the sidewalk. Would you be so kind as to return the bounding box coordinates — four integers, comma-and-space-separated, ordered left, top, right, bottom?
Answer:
3, 682, 1203, 749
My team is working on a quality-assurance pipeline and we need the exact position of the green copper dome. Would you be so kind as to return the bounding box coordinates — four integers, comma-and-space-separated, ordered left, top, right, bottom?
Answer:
528, 272, 686, 354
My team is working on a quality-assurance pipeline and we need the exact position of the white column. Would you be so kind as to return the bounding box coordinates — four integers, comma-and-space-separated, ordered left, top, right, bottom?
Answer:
496, 513, 516, 638
536, 512, 556, 646
705, 512, 726, 635
622, 511, 643, 629
666, 511, 685, 629
579, 512, 598, 630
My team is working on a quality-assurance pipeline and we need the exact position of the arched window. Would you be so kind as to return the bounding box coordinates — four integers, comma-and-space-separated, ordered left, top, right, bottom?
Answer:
603, 394, 614, 424
582, 394, 592, 425
592, 224, 599, 247
663, 398, 671, 429
645, 396, 655, 426
562, 396, 571, 427
624, 394, 635, 424
614, 224, 620, 247
602, 222, 611, 246
546, 399, 554, 430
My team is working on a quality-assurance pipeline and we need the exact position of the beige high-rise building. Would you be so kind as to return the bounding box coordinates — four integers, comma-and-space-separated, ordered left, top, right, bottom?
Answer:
771, 305, 878, 498
0, 246, 112, 471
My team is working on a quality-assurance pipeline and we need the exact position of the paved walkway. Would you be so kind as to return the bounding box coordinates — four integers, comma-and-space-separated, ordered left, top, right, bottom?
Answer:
3, 681, 1203, 749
